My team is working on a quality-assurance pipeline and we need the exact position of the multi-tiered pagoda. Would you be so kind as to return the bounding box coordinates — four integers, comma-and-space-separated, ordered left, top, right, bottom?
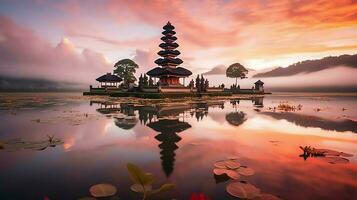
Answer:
147, 22, 192, 87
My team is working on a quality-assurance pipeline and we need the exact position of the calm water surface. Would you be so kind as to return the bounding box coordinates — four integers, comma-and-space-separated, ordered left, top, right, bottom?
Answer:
0, 92, 356, 200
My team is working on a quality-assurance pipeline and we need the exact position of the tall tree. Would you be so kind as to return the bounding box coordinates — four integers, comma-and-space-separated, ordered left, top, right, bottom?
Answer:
195, 75, 200, 92
113, 59, 139, 87
226, 63, 248, 86
143, 74, 148, 86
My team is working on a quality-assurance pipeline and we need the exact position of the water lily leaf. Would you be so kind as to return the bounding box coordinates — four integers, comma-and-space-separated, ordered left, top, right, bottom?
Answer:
226, 182, 261, 199
89, 183, 117, 198
339, 152, 353, 157
127, 163, 155, 185
320, 156, 349, 164
24, 141, 49, 151
152, 183, 175, 194
214, 161, 226, 169
315, 149, 341, 156
225, 160, 240, 169
130, 184, 152, 193
255, 193, 282, 200
213, 168, 240, 180
237, 166, 255, 176
78, 197, 96, 200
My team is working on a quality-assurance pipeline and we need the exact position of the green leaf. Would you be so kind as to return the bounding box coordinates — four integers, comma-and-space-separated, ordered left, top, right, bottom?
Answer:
127, 163, 155, 186
130, 184, 152, 193
152, 183, 175, 194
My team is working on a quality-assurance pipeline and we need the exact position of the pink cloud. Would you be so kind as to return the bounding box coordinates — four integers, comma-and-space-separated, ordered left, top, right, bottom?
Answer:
0, 16, 111, 84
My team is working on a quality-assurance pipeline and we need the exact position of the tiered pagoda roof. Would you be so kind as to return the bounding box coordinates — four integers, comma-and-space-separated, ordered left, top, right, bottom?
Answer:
147, 22, 192, 78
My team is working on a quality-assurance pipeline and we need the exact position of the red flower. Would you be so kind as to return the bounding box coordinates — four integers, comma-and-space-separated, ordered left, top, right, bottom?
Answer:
191, 192, 211, 200
43, 196, 50, 200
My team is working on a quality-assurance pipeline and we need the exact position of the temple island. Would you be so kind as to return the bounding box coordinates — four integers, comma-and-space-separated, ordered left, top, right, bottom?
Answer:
84, 22, 270, 98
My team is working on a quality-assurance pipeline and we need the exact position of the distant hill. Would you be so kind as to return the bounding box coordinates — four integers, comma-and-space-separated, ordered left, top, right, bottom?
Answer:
253, 54, 357, 78
203, 65, 255, 75
0, 76, 85, 92
203, 65, 226, 75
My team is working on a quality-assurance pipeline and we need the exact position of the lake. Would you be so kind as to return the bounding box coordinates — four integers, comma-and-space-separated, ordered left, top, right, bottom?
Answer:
0, 92, 356, 200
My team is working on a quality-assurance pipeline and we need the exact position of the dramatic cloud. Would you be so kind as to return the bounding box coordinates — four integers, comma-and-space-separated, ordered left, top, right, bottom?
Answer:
0, 16, 111, 85
0, 0, 356, 88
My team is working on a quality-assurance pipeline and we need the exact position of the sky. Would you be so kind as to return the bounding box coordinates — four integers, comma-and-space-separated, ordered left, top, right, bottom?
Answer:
0, 0, 356, 86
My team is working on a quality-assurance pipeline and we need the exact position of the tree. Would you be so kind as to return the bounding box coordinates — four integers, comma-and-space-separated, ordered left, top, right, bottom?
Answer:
204, 79, 209, 92
195, 75, 200, 92
138, 74, 143, 88
200, 75, 205, 92
188, 79, 194, 88
226, 63, 248, 86
143, 74, 148, 87
149, 77, 154, 86
113, 59, 139, 87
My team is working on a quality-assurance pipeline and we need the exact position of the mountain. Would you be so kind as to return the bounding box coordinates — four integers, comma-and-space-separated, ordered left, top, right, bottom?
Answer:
203, 64, 226, 75
253, 54, 357, 78
203, 65, 255, 75
0, 76, 85, 91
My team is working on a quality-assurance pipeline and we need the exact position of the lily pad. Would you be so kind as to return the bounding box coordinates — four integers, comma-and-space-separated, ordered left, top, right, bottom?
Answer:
213, 168, 240, 180
89, 183, 117, 198
256, 193, 282, 200
237, 166, 255, 176
214, 160, 227, 169
130, 184, 152, 193
78, 197, 96, 200
320, 156, 349, 164
339, 152, 353, 157
226, 182, 261, 199
225, 160, 241, 169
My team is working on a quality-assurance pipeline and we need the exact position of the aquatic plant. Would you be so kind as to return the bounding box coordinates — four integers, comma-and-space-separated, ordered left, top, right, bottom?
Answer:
299, 146, 353, 164
277, 102, 301, 112
127, 163, 175, 200
89, 184, 117, 198
0, 136, 64, 151
213, 158, 281, 200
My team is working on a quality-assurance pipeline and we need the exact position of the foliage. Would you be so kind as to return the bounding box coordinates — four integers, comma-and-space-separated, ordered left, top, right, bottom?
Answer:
195, 75, 200, 92
188, 79, 194, 88
148, 77, 154, 86
299, 146, 352, 163
127, 163, 174, 200
113, 59, 139, 87
212, 158, 281, 200
226, 63, 248, 85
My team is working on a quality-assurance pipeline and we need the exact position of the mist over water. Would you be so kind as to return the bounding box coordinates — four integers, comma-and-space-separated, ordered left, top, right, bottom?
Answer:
204, 66, 357, 91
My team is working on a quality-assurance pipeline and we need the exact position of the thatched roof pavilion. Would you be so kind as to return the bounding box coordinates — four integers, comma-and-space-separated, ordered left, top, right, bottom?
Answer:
96, 73, 122, 88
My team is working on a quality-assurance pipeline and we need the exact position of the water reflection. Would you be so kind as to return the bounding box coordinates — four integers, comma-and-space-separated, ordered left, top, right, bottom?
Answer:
148, 119, 191, 177
261, 111, 357, 133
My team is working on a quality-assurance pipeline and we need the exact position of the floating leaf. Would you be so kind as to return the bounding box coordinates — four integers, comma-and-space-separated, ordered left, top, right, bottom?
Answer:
78, 197, 96, 200
213, 168, 240, 180
320, 156, 349, 164
225, 160, 240, 169
214, 161, 226, 169
339, 152, 353, 157
89, 183, 117, 198
256, 193, 282, 200
226, 182, 260, 199
127, 163, 155, 185
130, 184, 152, 193
237, 166, 255, 176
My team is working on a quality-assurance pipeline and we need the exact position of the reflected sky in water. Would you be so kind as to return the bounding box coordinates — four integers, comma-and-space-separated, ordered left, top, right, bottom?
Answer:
0, 93, 356, 200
